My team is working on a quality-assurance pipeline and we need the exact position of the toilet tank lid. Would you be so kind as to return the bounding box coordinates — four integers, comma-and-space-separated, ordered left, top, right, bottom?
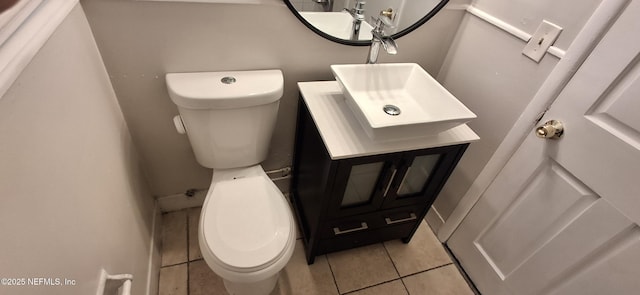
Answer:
166, 70, 283, 109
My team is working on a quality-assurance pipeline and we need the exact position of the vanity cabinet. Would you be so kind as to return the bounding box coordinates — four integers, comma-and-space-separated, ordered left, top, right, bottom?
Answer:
327, 145, 467, 219
291, 82, 479, 264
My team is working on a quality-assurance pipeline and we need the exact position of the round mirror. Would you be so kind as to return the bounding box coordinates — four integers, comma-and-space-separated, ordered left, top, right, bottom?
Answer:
284, 0, 449, 46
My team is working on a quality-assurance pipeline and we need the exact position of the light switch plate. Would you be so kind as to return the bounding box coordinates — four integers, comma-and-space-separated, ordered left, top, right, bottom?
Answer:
522, 20, 563, 62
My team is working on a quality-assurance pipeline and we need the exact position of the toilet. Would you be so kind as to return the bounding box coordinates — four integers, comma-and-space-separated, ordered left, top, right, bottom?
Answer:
166, 70, 296, 295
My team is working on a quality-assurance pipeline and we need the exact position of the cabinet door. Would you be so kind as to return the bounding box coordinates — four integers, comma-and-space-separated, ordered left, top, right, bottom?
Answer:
329, 153, 402, 217
382, 144, 468, 208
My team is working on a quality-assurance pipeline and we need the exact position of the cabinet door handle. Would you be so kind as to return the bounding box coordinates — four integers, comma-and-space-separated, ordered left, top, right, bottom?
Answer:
333, 222, 368, 235
385, 213, 417, 225
383, 168, 397, 197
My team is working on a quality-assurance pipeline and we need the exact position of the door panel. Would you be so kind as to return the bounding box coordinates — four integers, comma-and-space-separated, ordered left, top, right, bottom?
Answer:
503, 200, 635, 295
549, 227, 640, 295
476, 159, 600, 279
586, 56, 640, 143
449, 2, 640, 294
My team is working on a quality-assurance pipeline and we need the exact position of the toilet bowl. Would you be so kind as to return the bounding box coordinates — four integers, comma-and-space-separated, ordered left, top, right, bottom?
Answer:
197, 165, 296, 295
166, 69, 293, 294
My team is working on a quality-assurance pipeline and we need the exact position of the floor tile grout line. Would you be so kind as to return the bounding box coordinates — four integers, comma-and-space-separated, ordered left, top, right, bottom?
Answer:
340, 278, 403, 295
337, 242, 408, 295
331, 262, 457, 294
157, 212, 163, 295
381, 242, 402, 277
185, 209, 190, 295
186, 209, 190, 262
328, 242, 456, 295
325, 254, 342, 295
160, 261, 190, 269
381, 242, 410, 294
398, 262, 454, 279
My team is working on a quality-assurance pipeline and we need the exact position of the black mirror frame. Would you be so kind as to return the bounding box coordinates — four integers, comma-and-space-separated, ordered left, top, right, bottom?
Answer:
283, 0, 450, 46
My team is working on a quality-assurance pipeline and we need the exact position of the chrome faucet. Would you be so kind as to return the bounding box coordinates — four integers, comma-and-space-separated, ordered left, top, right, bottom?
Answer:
344, 1, 366, 40
366, 10, 398, 64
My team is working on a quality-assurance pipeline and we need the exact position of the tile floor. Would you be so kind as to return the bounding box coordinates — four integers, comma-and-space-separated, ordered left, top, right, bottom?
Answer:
158, 207, 477, 295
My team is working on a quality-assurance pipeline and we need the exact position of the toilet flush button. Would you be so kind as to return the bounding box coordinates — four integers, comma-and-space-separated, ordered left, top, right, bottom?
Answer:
221, 76, 236, 84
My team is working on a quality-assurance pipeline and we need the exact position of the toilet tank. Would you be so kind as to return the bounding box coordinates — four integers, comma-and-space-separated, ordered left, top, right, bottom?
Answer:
166, 70, 283, 169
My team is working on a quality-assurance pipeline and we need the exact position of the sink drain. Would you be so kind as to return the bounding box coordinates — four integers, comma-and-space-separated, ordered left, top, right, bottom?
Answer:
383, 105, 401, 116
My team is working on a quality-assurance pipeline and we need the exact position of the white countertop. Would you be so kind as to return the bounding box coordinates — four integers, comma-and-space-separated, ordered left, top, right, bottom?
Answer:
298, 81, 480, 160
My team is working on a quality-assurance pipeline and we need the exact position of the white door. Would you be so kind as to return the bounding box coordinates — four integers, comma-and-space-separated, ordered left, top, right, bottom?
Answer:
448, 2, 640, 294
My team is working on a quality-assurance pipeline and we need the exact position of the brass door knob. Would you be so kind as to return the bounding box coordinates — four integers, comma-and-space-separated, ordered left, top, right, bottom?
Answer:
536, 120, 564, 139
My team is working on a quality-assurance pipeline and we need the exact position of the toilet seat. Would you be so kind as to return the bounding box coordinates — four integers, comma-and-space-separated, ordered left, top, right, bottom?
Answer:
201, 175, 292, 272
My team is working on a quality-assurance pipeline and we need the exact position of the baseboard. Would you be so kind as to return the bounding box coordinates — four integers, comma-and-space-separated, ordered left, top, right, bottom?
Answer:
145, 201, 162, 295
272, 176, 291, 196
425, 205, 446, 240
157, 190, 207, 213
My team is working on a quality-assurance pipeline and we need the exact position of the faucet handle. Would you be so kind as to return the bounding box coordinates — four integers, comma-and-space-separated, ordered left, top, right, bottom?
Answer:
345, 1, 366, 20
344, 8, 361, 19
371, 9, 396, 30
381, 8, 394, 20
371, 16, 396, 31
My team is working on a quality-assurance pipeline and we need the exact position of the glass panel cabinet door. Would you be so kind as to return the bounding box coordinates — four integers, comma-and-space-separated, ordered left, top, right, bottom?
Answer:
330, 153, 402, 217
341, 162, 385, 207
381, 144, 469, 209
396, 154, 441, 197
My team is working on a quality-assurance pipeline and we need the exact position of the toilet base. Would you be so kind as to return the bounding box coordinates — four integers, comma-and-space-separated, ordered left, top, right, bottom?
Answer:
223, 272, 279, 295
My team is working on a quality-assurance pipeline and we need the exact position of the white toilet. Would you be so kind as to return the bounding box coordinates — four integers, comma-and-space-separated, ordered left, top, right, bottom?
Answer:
166, 70, 296, 295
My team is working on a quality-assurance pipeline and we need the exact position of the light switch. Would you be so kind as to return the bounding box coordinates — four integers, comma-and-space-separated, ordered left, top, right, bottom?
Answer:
522, 20, 563, 62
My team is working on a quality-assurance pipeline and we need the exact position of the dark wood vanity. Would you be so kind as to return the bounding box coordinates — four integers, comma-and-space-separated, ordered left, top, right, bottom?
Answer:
291, 82, 478, 264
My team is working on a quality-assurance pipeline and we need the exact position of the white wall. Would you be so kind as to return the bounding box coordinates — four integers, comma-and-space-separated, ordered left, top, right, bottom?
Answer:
431, 0, 602, 229
397, 0, 442, 33
0, 5, 158, 295
79, 0, 467, 197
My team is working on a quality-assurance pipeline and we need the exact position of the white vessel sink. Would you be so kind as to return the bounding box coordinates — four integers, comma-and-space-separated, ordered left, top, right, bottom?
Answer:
331, 63, 476, 141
